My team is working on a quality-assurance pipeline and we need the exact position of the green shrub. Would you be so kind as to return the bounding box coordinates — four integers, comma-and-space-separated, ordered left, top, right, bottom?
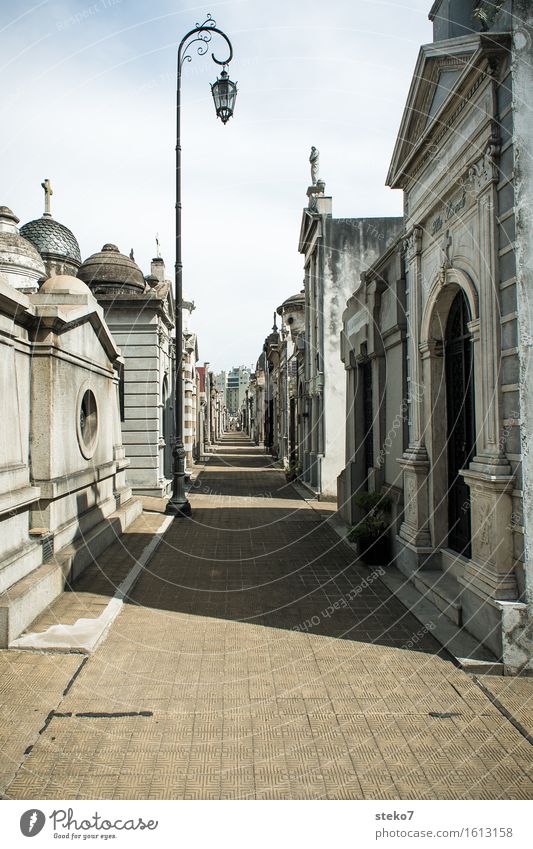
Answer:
347, 491, 392, 542
285, 460, 302, 481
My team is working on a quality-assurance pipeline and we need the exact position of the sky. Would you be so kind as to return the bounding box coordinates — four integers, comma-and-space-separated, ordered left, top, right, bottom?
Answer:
1, 0, 433, 371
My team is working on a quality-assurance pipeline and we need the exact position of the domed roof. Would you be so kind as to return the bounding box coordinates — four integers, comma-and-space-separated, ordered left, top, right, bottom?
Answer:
40, 274, 91, 296
20, 215, 81, 265
0, 206, 46, 287
282, 291, 305, 306
77, 243, 145, 293
277, 291, 305, 315
0, 205, 19, 223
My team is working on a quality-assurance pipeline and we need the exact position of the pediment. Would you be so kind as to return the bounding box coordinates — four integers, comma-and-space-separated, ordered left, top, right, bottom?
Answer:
386, 34, 490, 189
31, 296, 121, 365
298, 208, 320, 255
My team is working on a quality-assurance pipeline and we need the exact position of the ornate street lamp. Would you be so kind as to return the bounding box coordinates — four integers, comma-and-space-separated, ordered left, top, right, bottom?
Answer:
211, 70, 238, 124
167, 14, 236, 517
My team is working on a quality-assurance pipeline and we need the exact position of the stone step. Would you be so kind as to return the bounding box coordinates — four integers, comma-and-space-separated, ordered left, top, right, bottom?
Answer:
0, 539, 43, 596
412, 570, 462, 626
378, 568, 501, 671
0, 560, 64, 649
0, 497, 142, 647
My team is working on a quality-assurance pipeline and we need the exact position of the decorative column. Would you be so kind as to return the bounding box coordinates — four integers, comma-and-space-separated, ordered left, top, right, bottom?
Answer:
398, 227, 433, 570
465, 136, 511, 474
460, 137, 516, 602
367, 277, 386, 494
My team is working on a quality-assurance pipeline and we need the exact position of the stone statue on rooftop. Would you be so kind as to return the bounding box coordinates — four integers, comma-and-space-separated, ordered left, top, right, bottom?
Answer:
309, 147, 319, 185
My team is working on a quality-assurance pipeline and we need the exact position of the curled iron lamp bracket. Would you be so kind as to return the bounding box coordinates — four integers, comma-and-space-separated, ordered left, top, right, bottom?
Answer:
178, 14, 233, 70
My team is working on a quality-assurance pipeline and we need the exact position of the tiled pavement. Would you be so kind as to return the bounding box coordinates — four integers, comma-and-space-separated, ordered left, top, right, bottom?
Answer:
2, 434, 533, 799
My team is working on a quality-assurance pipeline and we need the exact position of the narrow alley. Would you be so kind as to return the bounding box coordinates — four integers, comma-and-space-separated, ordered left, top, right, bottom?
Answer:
2, 435, 532, 800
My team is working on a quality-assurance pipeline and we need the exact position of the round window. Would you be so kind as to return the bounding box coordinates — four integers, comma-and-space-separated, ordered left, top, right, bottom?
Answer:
76, 387, 99, 458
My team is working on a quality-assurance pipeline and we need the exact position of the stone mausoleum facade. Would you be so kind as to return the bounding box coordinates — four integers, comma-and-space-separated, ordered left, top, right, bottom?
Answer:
383, 0, 533, 670
0, 205, 140, 646
338, 234, 408, 544
78, 245, 176, 499
298, 176, 403, 500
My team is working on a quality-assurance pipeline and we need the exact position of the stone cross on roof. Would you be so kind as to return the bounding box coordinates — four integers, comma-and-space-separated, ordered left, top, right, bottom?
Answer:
41, 178, 53, 217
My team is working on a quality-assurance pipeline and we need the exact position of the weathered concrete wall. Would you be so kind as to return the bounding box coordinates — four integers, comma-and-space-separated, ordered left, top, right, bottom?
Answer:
28, 289, 131, 551
0, 277, 139, 646
0, 281, 42, 594
512, 0, 533, 671
430, 0, 512, 41
338, 239, 407, 544
321, 217, 404, 498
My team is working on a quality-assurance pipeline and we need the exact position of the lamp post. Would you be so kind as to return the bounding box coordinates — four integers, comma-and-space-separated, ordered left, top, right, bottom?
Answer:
167, 14, 237, 517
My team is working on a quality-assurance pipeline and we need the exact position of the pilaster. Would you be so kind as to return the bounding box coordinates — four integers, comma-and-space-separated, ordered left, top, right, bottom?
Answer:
398, 227, 432, 560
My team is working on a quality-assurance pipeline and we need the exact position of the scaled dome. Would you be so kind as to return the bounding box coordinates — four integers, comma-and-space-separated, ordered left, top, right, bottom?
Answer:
20, 216, 81, 266
77, 244, 145, 293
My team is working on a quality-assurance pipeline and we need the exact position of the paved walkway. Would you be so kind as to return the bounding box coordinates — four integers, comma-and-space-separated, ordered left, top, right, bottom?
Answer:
2, 435, 532, 799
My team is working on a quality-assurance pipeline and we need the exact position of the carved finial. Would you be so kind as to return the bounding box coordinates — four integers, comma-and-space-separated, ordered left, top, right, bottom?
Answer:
41, 178, 53, 217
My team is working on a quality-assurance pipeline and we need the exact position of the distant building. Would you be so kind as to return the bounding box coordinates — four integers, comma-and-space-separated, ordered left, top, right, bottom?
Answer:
226, 365, 251, 416
249, 355, 266, 446
214, 371, 227, 395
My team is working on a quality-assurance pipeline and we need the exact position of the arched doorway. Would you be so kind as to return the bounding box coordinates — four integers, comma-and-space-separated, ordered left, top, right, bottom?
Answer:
445, 290, 476, 556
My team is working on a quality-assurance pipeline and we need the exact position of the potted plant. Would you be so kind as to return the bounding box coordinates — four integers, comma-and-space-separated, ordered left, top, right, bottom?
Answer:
347, 491, 392, 565
285, 460, 301, 482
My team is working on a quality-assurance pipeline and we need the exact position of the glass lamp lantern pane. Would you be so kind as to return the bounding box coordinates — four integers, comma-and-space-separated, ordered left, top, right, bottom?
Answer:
227, 82, 237, 112
211, 73, 238, 124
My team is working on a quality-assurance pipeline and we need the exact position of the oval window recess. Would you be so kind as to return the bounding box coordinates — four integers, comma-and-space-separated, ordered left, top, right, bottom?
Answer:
76, 387, 99, 459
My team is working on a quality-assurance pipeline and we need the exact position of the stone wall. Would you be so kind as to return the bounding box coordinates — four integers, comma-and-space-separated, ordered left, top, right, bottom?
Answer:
96, 293, 173, 499
338, 238, 407, 550
511, 0, 533, 668
0, 276, 140, 646
316, 215, 404, 498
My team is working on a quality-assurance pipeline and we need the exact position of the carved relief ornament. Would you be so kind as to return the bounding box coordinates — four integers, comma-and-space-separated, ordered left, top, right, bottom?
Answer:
463, 135, 501, 195
405, 476, 417, 523
403, 226, 423, 262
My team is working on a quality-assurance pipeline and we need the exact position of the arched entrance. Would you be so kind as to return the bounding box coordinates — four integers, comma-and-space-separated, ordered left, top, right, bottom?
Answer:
445, 289, 476, 556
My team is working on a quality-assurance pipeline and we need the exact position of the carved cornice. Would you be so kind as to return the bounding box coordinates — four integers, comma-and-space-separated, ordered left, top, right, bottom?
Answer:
408, 75, 486, 185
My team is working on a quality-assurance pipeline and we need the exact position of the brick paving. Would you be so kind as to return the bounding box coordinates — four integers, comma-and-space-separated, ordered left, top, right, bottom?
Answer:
2, 434, 533, 799
0, 652, 81, 794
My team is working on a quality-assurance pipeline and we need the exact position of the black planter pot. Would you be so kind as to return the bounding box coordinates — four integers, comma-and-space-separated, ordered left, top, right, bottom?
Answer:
357, 533, 390, 566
